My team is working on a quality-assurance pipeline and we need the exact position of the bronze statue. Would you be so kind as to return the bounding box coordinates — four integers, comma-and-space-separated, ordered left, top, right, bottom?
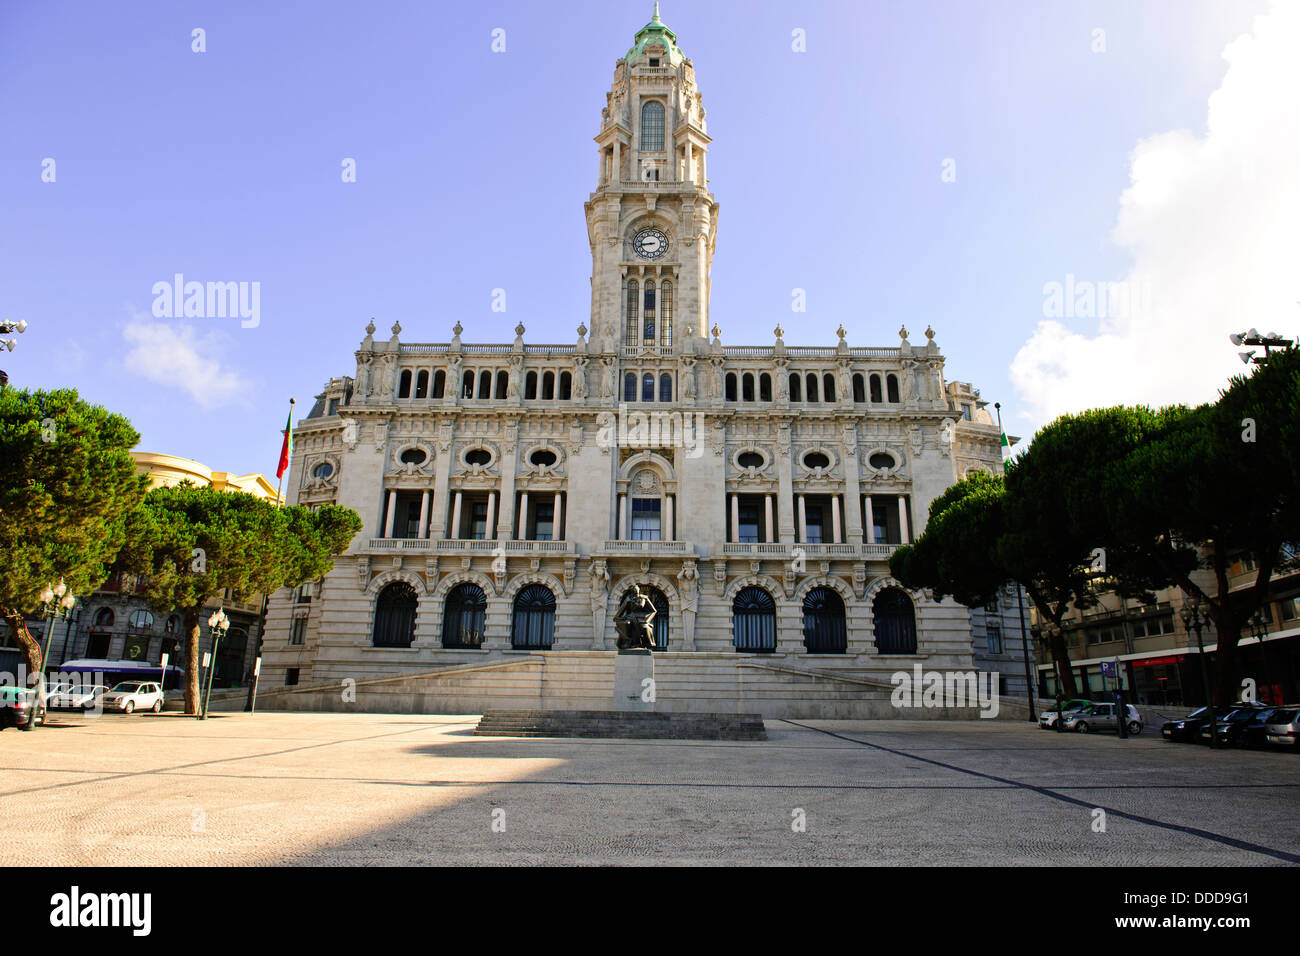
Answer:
614, 585, 657, 651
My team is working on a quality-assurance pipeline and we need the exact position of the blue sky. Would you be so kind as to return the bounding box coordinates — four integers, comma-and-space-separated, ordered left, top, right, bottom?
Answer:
2, 0, 1292, 476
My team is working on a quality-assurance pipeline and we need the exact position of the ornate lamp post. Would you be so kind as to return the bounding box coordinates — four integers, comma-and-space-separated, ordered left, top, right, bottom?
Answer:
1179, 598, 1217, 747
1038, 621, 1068, 732
1246, 609, 1271, 703
36, 578, 77, 725
201, 607, 229, 720
0, 319, 28, 395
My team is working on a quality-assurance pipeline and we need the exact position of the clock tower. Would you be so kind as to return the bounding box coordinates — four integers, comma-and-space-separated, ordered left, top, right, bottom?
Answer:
585, 4, 718, 357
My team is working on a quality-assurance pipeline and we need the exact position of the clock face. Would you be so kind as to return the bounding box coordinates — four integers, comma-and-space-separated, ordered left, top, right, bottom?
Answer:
632, 228, 668, 260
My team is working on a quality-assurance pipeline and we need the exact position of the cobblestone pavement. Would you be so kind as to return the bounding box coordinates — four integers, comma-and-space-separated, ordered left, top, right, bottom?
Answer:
1, 712, 1297, 866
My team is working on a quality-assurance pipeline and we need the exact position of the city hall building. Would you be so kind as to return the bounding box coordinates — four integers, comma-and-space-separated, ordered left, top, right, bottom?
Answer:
262, 8, 1030, 718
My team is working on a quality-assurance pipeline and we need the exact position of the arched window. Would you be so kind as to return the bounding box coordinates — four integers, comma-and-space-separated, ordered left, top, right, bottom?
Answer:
558, 371, 572, 400
495, 370, 508, 399
660, 281, 673, 348
398, 370, 412, 399
803, 587, 847, 654
733, 586, 776, 652
824, 373, 837, 403
129, 609, 154, 632
432, 370, 446, 399
478, 370, 492, 399
525, 371, 538, 400
659, 373, 672, 402
415, 370, 429, 399
641, 100, 665, 151
512, 584, 556, 649
869, 373, 882, 403
873, 588, 917, 654
373, 581, 418, 648
462, 371, 474, 399
641, 373, 655, 403
742, 373, 755, 402
886, 374, 900, 403
542, 370, 555, 400
759, 373, 772, 402
443, 583, 486, 649
625, 279, 639, 343
620, 586, 670, 650
643, 280, 656, 344
853, 373, 865, 403
94, 608, 115, 629
165, 615, 178, 634
624, 372, 637, 402
725, 372, 738, 402
806, 373, 819, 403
789, 373, 802, 402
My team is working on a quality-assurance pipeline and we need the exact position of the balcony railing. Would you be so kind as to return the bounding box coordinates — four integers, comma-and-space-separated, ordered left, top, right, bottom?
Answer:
599, 540, 693, 555
722, 542, 900, 559
366, 538, 575, 554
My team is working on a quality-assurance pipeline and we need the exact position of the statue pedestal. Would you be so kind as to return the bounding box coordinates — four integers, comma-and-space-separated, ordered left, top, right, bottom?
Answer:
613, 649, 654, 712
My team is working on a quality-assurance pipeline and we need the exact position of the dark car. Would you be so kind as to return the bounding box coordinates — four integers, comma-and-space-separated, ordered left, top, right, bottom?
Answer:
0, 686, 46, 731
1237, 707, 1288, 748
1201, 707, 1274, 746
1160, 705, 1235, 742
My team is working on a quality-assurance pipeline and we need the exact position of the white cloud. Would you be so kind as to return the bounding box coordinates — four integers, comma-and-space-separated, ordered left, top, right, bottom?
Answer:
122, 314, 250, 408
1010, 1, 1300, 434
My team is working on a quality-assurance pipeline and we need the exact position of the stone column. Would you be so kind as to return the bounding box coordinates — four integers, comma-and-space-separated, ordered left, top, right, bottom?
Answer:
765, 494, 775, 543
383, 490, 397, 538
449, 491, 462, 540
417, 490, 430, 539
553, 491, 563, 540
617, 494, 627, 540
832, 495, 842, 544
898, 495, 911, 544
797, 494, 808, 544
730, 493, 740, 544
485, 492, 497, 540
865, 496, 875, 545
664, 494, 674, 542
518, 492, 529, 541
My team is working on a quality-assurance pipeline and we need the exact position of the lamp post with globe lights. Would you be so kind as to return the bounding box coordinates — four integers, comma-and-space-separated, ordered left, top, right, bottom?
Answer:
1179, 598, 1217, 747
35, 578, 77, 725
1229, 328, 1293, 366
201, 607, 229, 719
0, 319, 29, 394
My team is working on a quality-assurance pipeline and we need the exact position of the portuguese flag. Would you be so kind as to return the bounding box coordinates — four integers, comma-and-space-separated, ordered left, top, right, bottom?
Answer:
276, 400, 295, 480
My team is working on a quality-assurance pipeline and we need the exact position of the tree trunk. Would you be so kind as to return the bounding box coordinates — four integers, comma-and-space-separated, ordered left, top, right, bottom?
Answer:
1047, 631, 1079, 699
2, 608, 43, 678
182, 606, 203, 715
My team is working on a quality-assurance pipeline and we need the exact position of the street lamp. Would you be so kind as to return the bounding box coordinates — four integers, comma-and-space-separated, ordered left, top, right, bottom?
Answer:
1041, 621, 1067, 733
201, 607, 229, 720
36, 578, 77, 725
1246, 609, 1270, 703
0, 319, 28, 394
1228, 329, 1293, 364
1179, 598, 1217, 747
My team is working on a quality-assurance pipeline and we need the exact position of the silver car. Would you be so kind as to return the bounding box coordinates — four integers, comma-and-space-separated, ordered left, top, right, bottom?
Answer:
1263, 708, 1299, 748
1064, 702, 1144, 735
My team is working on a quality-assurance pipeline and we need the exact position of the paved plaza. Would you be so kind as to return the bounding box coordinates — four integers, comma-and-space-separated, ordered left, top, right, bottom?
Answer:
1, 712, 1297, 866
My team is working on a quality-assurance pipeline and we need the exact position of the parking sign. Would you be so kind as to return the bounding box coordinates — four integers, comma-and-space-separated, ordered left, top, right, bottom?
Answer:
1100, 661, 1117, 679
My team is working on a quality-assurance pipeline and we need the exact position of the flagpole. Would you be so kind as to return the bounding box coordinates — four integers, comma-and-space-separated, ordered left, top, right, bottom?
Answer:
275, 397, 294, 508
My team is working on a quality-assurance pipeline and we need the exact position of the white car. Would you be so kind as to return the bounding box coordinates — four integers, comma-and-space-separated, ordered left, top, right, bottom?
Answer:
47, 682, 109, 711
102, 681, 165, 714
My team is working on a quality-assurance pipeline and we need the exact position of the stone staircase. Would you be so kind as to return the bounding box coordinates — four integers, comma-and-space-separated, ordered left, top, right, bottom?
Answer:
474, 709, 767, 740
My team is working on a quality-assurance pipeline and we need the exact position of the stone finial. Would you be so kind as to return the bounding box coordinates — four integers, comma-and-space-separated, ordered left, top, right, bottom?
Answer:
925, 325, 935, 341
365, 319, 376, 336
774, 323, 784, 339
515, 322, 526, 338
450, 321, 463, 350
577, 322, 588, 340
390, 320, 402, 337
711, 323, 721, 345
899, 325, 909, 341
836, 324, 847, 343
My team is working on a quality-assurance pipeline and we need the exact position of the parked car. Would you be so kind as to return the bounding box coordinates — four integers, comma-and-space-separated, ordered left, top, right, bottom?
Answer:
0, 686, 46, 730
47, 682, 109, 712
1201, 707, 1275, 746
1263, 708, 1299, 749
101, 681, 165, 714
1064, 702, 1143, 735
1238, 707, 1290, 748
1161, 704, 1255, 742
1038, 699, 1091, 729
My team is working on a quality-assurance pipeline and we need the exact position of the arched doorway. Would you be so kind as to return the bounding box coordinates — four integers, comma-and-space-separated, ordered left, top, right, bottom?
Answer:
443, 583, 487, 648
511, 584, 556, 649
873, 588, 917, 654
803, 587, 847, 654
373, 582, 418, 648
733, 586, 776, 652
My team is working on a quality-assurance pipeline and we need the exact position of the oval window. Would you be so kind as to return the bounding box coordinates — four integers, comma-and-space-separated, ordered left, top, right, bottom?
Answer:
530, 449, 558, 467
803, 452, 831, 470
465, 448, 491, 467
312, 462, 334, 479
737, 452, 764, 469
399, 448, 427, 466
868, 452, 895, 470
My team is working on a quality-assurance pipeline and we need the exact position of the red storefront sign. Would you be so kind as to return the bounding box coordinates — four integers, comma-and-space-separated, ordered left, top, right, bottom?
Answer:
1132, 655, 1185, 668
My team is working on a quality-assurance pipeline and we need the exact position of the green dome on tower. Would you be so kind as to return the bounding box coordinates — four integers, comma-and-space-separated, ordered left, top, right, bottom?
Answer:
626, 3, 684, 65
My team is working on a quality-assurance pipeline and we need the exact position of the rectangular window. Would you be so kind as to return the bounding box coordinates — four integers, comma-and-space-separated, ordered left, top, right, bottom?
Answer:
285, 668, 299, 686
737, 503, 760, 544
327, 399, 339, 416
1280, 596, 1300, 621
987, 624, 1003, 655
804, 505, 824, 544
534, 503, 554, 541
289, 617, 306, 646
469, 501, 489, 540
631, 498, 661, 541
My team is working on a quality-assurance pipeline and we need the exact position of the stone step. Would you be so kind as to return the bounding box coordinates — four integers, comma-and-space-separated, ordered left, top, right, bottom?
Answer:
474, 709, 767, 741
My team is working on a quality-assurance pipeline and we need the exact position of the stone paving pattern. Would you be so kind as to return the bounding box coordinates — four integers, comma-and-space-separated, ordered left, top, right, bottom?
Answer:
1, 712, 1296, 865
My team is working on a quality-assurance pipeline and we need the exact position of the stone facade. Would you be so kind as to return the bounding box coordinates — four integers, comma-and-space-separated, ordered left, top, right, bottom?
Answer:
261, 9, 1033, 714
